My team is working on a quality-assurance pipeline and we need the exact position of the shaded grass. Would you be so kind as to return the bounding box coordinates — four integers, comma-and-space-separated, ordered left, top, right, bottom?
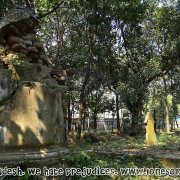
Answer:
71, 131, 180, 151
64, 131, 180, 179
157, 132, 180, 150
59, 147, 164, 180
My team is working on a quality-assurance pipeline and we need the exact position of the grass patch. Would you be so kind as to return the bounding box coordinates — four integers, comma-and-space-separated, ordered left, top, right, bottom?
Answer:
64, 131, 180, 179
157, 132, 180, 150
73, 131, 180, 151
58, 147, 164, 180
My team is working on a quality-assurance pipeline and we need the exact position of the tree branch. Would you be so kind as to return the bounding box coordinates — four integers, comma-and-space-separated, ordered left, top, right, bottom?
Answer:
24, 0, 35, 13
24, 0, 31, 9
145, 57, 180, 85
37, 1, 64, 19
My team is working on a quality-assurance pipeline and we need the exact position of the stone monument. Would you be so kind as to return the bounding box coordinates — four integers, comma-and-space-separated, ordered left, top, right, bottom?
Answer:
144, 112, 157, 146
0, 6, 67, 165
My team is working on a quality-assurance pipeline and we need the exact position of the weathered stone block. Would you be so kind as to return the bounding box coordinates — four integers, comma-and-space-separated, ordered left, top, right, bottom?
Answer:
0, 69, 14, 101
13, 62, 51, 82
0, 82, 65, 146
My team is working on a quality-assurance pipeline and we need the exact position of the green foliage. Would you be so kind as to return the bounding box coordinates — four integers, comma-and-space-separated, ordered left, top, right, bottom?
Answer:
114, 154, 162, 169
62, 149, 91, 167
72, 132, 180, 152
59, 144, 163, 179
157, 132, 180, 150
35, 0, 179, 134
59, 148, 111, 179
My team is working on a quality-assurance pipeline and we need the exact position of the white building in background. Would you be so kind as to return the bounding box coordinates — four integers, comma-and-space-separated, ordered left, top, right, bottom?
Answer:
70, 108, 131, 131
68, 90, 132, 131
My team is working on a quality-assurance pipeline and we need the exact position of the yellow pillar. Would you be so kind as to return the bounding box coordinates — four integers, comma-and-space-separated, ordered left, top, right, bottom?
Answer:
144, 112, 157, 146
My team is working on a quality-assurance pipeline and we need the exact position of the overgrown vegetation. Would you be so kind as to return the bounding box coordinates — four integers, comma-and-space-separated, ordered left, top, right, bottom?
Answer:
58, 131, 180, 179
69, 131, 180, 151
59, 149, 163, 180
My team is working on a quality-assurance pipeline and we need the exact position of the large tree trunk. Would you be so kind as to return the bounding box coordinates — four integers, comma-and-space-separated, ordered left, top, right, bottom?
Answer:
76, 58, 91, 140
130, 109, 140, 135
77, 101, 84, 140
93, 114, 97, 132
87, 112, 90, 132
164, 100, 170, 133
130, 100, 142, 135
152, 87, 157, 133
116, 94, 121, 135
163, 78, 170, 133
160, 98, 165, 130
67, 100, 72, 133
93, 109, 97, 131
82, 111, 86, 131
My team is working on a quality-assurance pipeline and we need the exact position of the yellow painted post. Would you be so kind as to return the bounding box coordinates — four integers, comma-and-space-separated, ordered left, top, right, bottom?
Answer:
144, 112, 157, 146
